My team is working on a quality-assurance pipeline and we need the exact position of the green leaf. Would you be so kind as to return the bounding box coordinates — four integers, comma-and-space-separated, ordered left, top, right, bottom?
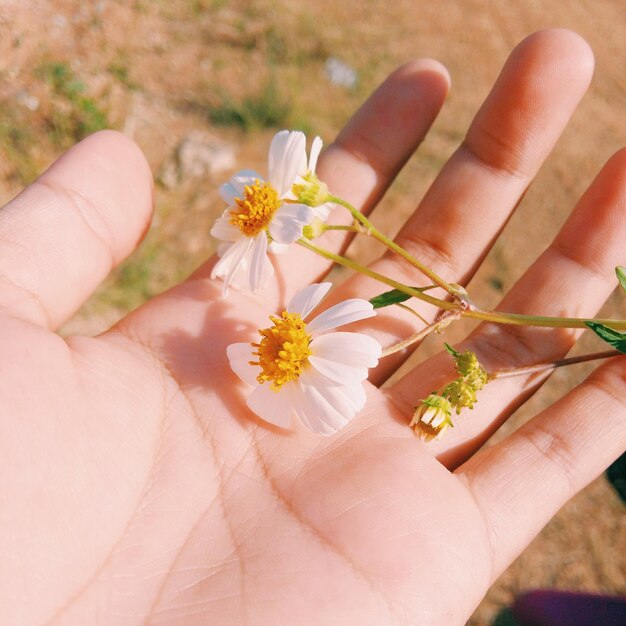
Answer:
444, 343, 460, 357
616, 266, 626, 294
369, 288, 413, 309
606, 451, 626, 505
585, 321, 626, 354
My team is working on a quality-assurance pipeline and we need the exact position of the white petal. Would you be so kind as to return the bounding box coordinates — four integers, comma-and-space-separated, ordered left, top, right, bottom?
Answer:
292, 369, 353, 435
268, 241, 290, 254
310, 331, 382, 367
268, 204, 313, 244
228, 246, 275, 293
308, 355, 368, 385
247, 382, 294, 429
211, 237, 253, 295
248, 233, 269, 291
275, 202, 314, 223
421, 408, 436, 425
220, 169, 263, 204
268, 131, 307, 196
308, 136, 323, 172
227, 343, 259, 386
344, 379, 367, 412
210, 238, 243, 278
306, 299, 376, 334
431, 411, 446, 428
311, 201, 333, 221
303, 366, 367, 414
287, 282, 332, 319
309, 332, 382, 385
210, 212, 240, 242
292, 391, 337, 436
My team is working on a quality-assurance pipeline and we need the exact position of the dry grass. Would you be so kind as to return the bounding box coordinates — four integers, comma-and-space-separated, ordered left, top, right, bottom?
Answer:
0, 1, 624, 623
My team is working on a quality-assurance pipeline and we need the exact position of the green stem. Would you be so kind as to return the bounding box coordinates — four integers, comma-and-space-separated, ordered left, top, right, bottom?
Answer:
321, 224, 359, 232
297, 239, 453, 310
491, 349, 622, 380
395, 302, 429, 325
462, 309, 626, 330
297, 239, 626, 331
329, 195, 456, 296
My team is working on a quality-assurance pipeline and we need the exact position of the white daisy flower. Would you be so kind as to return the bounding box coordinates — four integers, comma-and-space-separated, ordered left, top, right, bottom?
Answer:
227, 283, 382, 435
211, 130, 320, 294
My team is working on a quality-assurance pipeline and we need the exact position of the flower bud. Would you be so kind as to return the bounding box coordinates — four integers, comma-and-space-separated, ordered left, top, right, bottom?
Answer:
292, 172, 330, 207
302, 217, 326, 240
410, 394, 453, 441
443, 379, 477, 412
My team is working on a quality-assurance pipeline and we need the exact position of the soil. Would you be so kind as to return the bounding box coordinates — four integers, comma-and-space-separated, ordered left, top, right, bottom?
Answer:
0, 1, 624, 624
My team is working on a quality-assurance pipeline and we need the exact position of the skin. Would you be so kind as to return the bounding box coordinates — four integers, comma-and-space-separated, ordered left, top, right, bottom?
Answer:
1, 29, 624, 625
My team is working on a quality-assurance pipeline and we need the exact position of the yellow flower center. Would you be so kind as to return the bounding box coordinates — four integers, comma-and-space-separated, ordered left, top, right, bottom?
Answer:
230, 179, 281, 237
251, 311, 312, 391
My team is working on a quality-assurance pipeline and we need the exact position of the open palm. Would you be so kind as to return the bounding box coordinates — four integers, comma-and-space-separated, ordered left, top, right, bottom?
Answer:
2, 30, 625, 625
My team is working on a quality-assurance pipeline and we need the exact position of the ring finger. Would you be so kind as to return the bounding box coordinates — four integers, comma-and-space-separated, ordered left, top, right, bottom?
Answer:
326, 29, 595, 385
390, 147, 626, 468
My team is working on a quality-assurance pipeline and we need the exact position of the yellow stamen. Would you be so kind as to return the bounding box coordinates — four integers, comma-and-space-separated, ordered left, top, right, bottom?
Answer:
251, 311, 312, 390
230, 179, 281, 237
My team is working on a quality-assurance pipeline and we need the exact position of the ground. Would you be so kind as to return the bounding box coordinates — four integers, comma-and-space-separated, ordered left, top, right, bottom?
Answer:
0, 1, 624, 624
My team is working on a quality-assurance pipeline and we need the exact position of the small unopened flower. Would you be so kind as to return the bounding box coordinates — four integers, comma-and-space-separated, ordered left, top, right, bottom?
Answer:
211, 130, 318, 294
302, 216, 327, 240
292, 171, 329, 208
445, 343, 489, 391
410, 394, 453, 441
290, 135, 332, 214
412, 346, 489, 441
227, 282, 382, 435
451, 347, 488, 386
444, 378, 478, 412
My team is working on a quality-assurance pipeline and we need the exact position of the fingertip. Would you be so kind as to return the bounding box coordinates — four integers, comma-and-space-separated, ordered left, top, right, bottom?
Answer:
39, 130, 155, 264
603, 146, 626, 180
594, 147, 626, 203
332, 57, 451, 181
516, 28, 595, 86
390, 58, 451, 97
556, 147, 626, 252
466, 29, 596, 178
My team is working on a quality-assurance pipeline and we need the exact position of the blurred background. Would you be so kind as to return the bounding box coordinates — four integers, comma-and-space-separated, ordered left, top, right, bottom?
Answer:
0, 1, 624, 623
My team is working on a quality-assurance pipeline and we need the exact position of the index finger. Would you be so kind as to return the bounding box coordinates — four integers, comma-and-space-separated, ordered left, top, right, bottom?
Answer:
193, 59, 450, 303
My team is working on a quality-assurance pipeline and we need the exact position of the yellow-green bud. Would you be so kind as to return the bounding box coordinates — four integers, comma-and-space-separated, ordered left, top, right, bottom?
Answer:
302, 217, 326, 240
465, 367, 489, 392
443, 379, 478, 412
292, 172, 330, 207
446, 346, 489, 390
455, 350, 480, 376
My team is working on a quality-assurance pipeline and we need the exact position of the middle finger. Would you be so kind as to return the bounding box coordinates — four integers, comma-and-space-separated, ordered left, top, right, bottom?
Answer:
328, 29, 595, 385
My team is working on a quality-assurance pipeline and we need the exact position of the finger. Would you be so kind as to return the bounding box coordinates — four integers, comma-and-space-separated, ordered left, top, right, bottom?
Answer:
0, 131, 153, 329
391, 147, 626, 466
193, 59, 450, 301
456, 354, 626, 579
331, 29, 595, 384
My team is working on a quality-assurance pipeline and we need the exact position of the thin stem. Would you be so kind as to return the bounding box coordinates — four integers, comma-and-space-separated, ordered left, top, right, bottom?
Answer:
322, 224, 360, 232
381, 310, 462, 357
395, 303, 429, 325
297, 239, 454, 310
298, 239, 626, 332
462, 308, 626, 330
329, 195, 457, 296
491, 349, 622, 380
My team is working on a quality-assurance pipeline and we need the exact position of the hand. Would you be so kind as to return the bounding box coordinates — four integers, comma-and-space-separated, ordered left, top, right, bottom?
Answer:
2, 29, 624, 625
